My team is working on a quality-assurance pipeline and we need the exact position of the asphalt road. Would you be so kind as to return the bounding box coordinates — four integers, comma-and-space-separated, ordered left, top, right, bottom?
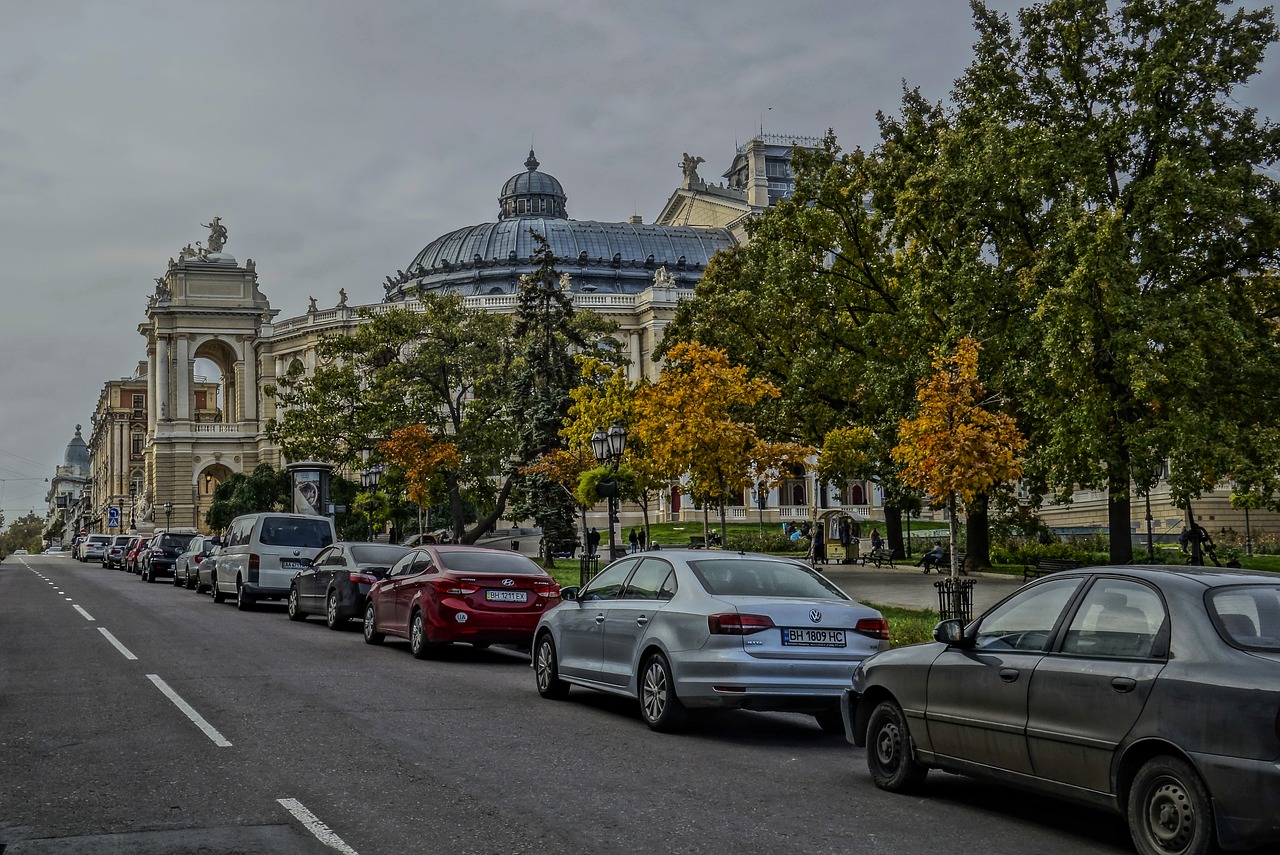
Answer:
2, 554, 1134, 855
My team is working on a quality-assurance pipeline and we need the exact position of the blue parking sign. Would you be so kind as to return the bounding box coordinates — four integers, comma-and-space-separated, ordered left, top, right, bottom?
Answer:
107, 507, 120, 528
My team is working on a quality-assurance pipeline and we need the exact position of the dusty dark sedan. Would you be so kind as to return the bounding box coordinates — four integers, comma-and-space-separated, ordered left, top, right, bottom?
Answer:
842, 566, 1280, 855
287, 542, 409, 629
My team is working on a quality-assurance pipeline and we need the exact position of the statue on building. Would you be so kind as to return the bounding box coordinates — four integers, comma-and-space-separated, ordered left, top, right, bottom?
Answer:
679, 153, 705, 183
308, 296, 318, 313
653, 265, 676, 290
245, 257, 255, 271
201, 216, 228, 253
337, 288, 348, 308
153, 277, 172, 301
180, 243, 200, 260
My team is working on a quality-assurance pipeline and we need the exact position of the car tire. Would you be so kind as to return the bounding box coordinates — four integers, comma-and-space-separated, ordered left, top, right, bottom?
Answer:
143, 565, 154, 583
638, 652, 687, 732
866, 699, 927, 792
363, 602, 384, 645
212, 575, 226, 603
534, 634, 570, 700
409, 610, 440, 660
1127, 755, 1214, 855
325, 591, 342, 630
287, 586, 307, 621
813, 709, 845, 735
186, 571, 197, 590
172, 569, 184, 587
235, 579, 254, 611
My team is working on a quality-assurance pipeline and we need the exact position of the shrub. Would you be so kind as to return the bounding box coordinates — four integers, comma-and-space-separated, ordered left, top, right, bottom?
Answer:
727, 531, 802, 554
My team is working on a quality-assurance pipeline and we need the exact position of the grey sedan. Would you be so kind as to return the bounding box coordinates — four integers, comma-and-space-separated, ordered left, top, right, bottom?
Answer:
533, 550, 888, 732
843, 566, 1280, 855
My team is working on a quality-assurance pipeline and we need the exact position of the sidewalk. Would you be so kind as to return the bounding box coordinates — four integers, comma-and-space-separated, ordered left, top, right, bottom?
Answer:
820, 564, 1024, 613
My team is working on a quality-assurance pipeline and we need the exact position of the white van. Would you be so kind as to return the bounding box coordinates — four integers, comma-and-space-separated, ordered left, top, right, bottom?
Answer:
212, 513, 336, 610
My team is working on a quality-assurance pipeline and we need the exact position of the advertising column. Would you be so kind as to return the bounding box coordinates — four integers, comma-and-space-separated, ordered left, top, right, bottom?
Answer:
286, 461, 333, 518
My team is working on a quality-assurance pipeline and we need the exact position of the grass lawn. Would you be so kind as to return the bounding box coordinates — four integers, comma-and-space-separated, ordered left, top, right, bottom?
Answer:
865, 602, 940, 648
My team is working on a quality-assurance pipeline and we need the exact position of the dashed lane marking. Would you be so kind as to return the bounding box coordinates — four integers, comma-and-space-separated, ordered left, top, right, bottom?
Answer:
147, 674, 232, 747
99, 628, 138, 660
277, 798, 360, 855
73, 605, 95, 621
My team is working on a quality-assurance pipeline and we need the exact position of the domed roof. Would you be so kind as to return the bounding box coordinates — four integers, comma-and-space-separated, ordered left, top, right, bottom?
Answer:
64, 424, 90, 470
498, 150, 567, 220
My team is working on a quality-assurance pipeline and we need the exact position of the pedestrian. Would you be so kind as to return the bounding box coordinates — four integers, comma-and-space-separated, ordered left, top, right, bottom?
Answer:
587, 527, 600, 557
638, 527, 647, 551
917, 541, 944, 574
1178, 527, 1191, 554
813, 523, 826, 564
870, 529, 883, 552
628, 527, 639, 553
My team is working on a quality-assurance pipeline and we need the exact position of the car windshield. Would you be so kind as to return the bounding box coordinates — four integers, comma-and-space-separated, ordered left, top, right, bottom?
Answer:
160, 534, 195, 550
436, 550, 545, 575
350, 545, 411, 566
688, 558, 849, 600
260, 518, 333, 548
1209, 585, 1280, 651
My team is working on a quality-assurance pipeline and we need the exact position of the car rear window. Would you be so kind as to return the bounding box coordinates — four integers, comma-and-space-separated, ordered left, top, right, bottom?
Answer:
160, 534, 196, 550
350, 545, 411, 566
1209, 585, 1280, 651
259, 518, 334, 549
436, 550, 545, 575
688, 559, 850, 600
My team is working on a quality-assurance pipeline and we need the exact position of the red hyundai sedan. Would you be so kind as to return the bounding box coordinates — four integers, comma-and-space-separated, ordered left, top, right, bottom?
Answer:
362, 545, 560, 658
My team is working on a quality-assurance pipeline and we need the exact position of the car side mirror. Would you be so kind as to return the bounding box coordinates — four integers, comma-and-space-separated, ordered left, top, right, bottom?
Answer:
933, 619, 972, 647
559, 586, 579, 602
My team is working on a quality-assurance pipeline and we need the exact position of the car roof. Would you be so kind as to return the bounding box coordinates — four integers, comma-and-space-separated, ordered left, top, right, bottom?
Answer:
1058, 564, 1278, 588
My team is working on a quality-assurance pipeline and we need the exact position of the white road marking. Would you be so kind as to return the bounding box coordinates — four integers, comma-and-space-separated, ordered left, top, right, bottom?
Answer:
278, 798, 360, 855
64, 597, 72, 601
146, 674, 232, 747
99, 628, 138, 660
73, 606, 95, 621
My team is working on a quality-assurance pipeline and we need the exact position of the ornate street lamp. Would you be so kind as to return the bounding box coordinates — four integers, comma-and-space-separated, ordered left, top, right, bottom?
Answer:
360, 465, 384, 540
163, 501, 173, 531
592, 422, 627, 562
756, 481, 768, 534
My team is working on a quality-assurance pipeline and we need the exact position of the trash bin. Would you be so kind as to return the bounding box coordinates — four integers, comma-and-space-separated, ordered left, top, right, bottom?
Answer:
511, 540, 520, 552
934, 577, 976, 624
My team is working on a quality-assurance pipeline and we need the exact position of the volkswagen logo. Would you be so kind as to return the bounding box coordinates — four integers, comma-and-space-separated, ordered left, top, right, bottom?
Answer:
809, 609, 823, 623
501, 578, 515, 587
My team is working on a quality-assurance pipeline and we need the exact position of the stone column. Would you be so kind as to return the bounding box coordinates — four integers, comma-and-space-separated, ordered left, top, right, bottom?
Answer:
156, 337, 170, 422
242, 338, 258, 422
175, 335, 191, 421
147, 344, 158, 433
628, 330, 641, 382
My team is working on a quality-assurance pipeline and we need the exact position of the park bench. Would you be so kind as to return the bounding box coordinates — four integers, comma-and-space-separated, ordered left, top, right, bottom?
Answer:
859, 546, 895, 568
689, 535, 706, 549
921, 550, 966, 574
1023, 557, 1082, 582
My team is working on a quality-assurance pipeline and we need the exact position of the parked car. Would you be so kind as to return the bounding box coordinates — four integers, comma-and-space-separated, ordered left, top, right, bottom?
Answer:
363, 545, 560, 656
843, 566, 1280, 855
125, 536, 147, 573
288, 542, 410, 629
103, 534, 134, 568
140, 530, 198, 583
41, 546, 66, 555
78, 534, 110, 563
533, 550, 888, 732
213, 513, 336, 610
174, 536, 219, 589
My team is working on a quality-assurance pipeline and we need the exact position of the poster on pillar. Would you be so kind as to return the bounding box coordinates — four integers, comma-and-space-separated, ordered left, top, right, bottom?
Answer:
288, 465, 330, 517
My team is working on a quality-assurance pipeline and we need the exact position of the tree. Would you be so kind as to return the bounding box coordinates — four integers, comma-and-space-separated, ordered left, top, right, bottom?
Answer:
1, 512, 44, 556
893, 338, 1027, 578
267, 299, 517, 543
633, 342, 812, 544
205, 464, 291, 531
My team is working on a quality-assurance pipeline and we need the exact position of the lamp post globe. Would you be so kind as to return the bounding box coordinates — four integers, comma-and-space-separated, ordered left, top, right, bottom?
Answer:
163, 501, 173, 531
590, 428, 609, 464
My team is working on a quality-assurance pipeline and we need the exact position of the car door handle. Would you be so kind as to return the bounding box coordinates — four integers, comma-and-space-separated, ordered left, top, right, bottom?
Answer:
594, 614, 606, 624
636, 616, 649, 626
999, 668, 1020, 683
1111, 677, 1137, 693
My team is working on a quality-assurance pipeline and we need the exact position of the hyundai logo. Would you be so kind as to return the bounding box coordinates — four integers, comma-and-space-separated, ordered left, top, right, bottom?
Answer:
809, 609, 823, 623
501, 578, 515, 587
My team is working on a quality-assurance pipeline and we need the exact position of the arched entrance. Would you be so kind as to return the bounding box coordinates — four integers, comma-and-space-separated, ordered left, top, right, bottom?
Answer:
193, 461, 236, 531
191, 338, 238, 423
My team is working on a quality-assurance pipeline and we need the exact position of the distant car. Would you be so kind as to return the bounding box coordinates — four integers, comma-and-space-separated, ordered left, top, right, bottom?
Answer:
140, 531, 198, 583
843, 566, 1280, 855
13, 548, 29, 555
533, 550, 889, 732
124, 536, 147, 573
363, 545, 560, 657
174, 536, 219, 590
41, 546, 66, 555
78, 535, 110, 562
197, 545, 222, 595
288, 542, 410, 629
103, 534, 133, 568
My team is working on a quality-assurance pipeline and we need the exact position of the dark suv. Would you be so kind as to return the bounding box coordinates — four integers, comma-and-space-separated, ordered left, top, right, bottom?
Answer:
141, 531, 198, 583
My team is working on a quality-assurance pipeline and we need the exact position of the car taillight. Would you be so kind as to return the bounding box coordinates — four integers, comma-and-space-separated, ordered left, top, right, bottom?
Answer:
248, 553, 260, 571
854, 617, 891, 641
349, 572, 377, 585
533, 580, 560, 599
432, 578, 477, 596
708, 613, 775, 635
194, 555, 204, 565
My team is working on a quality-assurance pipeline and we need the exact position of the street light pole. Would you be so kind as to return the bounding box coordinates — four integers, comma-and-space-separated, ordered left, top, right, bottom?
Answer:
163, 501, 173, 532
756, 481, 767, 534
591, 422, 627, 562
360, 465, 384, 541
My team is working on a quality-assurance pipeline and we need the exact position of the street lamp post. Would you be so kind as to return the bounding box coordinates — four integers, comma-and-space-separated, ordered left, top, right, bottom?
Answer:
591, 422, 627, 562
360, 465, 384, 540
163, 501, 173, 532
117, 498, 124, 535
756, 481, 768, 534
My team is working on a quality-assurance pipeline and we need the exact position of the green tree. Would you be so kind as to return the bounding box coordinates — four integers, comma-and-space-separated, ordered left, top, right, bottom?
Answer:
205, 464, 292, 531
3, 512, 52, 555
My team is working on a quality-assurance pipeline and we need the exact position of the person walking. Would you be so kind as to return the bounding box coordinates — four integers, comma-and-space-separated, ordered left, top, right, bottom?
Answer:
637, 527, 647, 551
587, 527, 600, 557
870, 529, 883, 552
628, 527, 639, 553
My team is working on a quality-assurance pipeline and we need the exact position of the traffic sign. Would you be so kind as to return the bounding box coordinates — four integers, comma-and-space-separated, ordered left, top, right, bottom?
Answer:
107, 507, 121, 528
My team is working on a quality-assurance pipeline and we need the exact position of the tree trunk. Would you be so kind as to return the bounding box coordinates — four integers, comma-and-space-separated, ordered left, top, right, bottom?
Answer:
948, 493, 961, 580
446, 472, 466, 541
640, 489, 651, 551
718, 501, 728, 551
965, 493, 990, 572
1108, 470, 1134, 565
702, 500, 709, 548
461, 475, 515, 545
883, 503, 904, 559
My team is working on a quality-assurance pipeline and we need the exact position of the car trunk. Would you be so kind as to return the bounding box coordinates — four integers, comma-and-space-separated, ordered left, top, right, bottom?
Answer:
710, 596, 886, 660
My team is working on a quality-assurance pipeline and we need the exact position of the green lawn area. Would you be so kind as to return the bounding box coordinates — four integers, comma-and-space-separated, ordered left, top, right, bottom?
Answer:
865, 602, 940, 648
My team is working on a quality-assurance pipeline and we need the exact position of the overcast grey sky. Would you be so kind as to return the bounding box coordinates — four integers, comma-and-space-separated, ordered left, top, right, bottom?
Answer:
1, 1, 1277, 520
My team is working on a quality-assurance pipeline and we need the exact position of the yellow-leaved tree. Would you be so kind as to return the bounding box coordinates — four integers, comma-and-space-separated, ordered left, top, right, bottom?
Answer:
380, 425, 463, 510
892, 338, 1025, 578
633, 342, 811, 546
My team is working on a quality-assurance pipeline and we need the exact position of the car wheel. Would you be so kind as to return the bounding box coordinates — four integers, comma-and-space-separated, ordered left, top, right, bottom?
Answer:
363, 602, 384, 645
534, 634, 570, 700
866, 699, 927, 792
813, 709, 845, 735
172, 569, 184, 587
638, 652, 687, 732
409, 610, 440, 659
235, 579, 254, 611
325, 591, 342, 630
287, 586, 306, 621
211, 574, 226, 603
144, 565, 155, 583
186, 571, 197, 590
1127, 755, 1214, 855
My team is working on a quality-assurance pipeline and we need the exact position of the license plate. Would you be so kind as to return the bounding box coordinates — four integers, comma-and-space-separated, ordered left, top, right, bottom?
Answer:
484, 589, 529, 603
281, 560, 309, 570
782, 628, 847, 647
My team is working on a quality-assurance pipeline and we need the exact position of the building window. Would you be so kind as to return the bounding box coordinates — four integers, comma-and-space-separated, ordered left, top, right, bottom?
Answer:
131, 433, 144, 455
131, 474, 144, 498
517, 199, 526, 214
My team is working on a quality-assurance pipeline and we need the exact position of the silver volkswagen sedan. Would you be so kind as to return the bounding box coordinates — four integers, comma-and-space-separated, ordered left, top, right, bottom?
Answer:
533, 550, 889, 732
842, 566, 1280, 855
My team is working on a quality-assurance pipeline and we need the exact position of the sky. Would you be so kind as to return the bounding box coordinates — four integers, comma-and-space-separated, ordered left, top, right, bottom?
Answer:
1, 0, 1278, 522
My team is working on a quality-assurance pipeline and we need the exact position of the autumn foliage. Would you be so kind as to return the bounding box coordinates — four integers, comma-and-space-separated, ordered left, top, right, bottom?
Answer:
380, 424, 462, 507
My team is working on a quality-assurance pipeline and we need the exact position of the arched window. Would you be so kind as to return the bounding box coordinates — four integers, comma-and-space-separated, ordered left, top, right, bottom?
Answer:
849, 483, 865, 505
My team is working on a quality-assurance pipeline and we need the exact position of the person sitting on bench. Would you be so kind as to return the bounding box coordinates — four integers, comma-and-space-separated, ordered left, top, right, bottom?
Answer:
918, 541, 945, 574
